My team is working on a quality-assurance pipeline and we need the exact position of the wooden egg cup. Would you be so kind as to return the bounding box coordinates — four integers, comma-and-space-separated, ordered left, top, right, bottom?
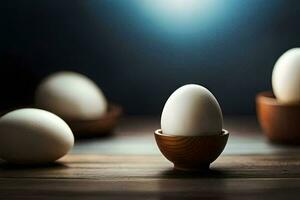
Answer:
67, 104, 122, 138
154, 129, 229, 171
256, 91, 300, 144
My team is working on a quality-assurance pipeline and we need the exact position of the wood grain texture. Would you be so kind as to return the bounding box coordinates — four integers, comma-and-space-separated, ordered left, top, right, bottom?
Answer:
154, 129, 229, 170
1, 154, 300, 199
1, 117, 300, 200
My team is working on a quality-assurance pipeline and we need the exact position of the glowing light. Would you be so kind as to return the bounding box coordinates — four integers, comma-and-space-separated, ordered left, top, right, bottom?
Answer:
143, 0, 216, 20
133, 0, 220, 35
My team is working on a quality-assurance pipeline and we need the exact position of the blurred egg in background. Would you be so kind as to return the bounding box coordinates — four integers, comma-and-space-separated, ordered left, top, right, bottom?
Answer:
256, 47, 300, 144
35, 71, 108, 120
272, 48, 300, 104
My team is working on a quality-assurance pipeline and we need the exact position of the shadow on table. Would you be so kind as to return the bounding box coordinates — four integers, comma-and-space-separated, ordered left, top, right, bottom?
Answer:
160, 167, 227, 179
157, 168, 229, 199
0, 161, 67, 170
74, 131, 115, 141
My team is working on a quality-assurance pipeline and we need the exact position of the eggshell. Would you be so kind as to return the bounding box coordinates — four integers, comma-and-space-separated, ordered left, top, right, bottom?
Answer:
35, 71, 108, 120
161, 84, 223, 136
272, 48, 300, 104
0, 108, 74, 164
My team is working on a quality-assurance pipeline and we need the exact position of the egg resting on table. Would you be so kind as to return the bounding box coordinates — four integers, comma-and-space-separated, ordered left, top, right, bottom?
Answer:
0, 108, 74, 164
272, 48, 300, 104
161, 84, 223, 136
35, 71, 108, 121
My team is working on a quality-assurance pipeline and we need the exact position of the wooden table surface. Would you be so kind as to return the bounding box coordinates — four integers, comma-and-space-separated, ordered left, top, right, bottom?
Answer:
1, 116, 300, 199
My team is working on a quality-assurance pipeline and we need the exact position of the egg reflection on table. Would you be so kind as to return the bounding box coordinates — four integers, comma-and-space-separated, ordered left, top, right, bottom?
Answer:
161, 84, 223, 136
35, 71, 108, 121
272, 48, 300, 104
0, 108, 74, 164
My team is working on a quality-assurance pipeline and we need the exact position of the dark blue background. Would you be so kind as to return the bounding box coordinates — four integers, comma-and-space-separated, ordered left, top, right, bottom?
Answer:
1, 0, 300, 115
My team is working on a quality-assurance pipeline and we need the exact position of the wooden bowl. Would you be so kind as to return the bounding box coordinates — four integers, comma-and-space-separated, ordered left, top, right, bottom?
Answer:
154, 129, 229, 171
67, 104, 122, 138
256, 91, 300, 144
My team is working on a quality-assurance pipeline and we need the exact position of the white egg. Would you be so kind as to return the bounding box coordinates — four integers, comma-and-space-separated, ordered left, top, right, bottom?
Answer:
161, 84, 223, 136
35, 71, 108, 120
0, 108, 74, 164
272, 48, 300, 104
